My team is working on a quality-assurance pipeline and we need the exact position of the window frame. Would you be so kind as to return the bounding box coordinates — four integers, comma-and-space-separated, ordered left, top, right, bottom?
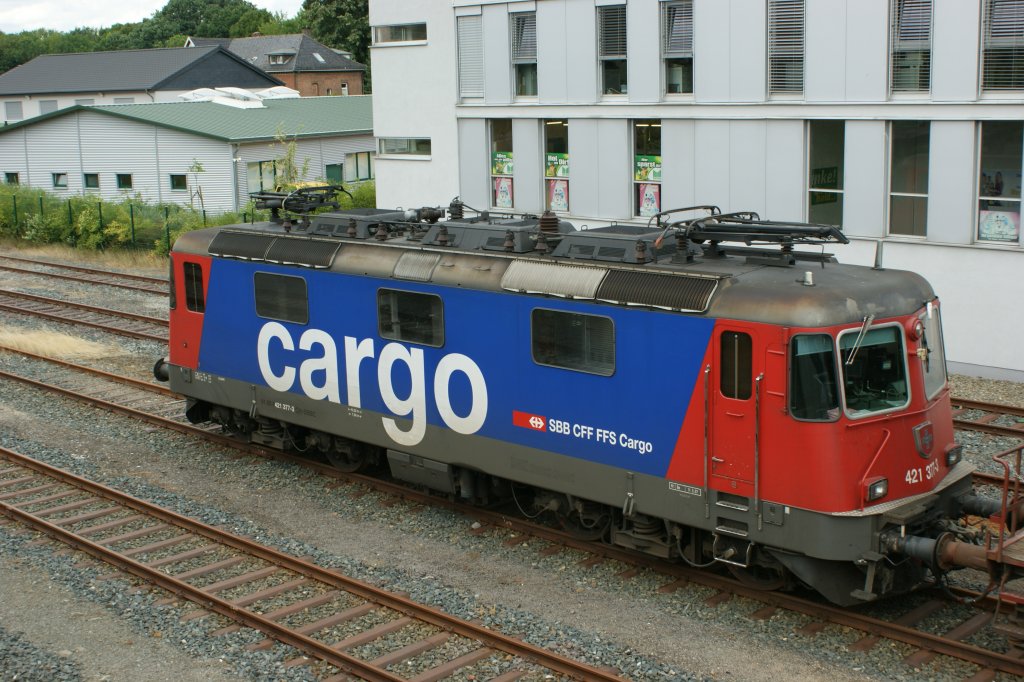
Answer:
807, 120, 845, 227
4, 101, 23, 121
378, 137, 432, 158
888, 120, 930, 237
981, 0, 1024, 92
633, 119, 663, 218
254, 272, 309, 325
661, 0, 694, 96
83, 173, 100, 190
976, 120, 1023, 244
511, 11, 538, 98
344, 152, 373, 182
490, 119, 514, 209
377, 288, 445, 348
116, 173, 133, 190
52, 172, 68, 189
169, 174, 188, 191
889, 0, 933, 95
38, 100, 58, 115
598, 5, 628, 96
4, 172, 19, 185
544, 119, 570, 213
531, 307, 616, 377
768, 0, 805, 97
837, 322, 911, 419
788, 333, 840, 423
457, 14, 484, 99
720, 331, 752, 400
372, 23, 428, 45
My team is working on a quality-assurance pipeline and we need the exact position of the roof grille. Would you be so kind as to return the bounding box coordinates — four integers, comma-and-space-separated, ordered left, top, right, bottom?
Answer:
501, 260, 607, 298
596, 270, 720, 312
394, 252, 441, 281
265, 237, 340, 268
208, 231, 275, 260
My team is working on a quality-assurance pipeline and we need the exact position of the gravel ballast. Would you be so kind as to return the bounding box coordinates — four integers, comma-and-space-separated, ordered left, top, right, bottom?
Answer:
1, 245, 1023, 682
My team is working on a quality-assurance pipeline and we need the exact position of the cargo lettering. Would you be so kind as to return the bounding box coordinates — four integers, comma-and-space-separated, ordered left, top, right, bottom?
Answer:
256, 321, 488, 446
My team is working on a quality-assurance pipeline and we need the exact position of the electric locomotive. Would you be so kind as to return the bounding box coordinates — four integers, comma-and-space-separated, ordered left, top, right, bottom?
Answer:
156, 188, 1009, 605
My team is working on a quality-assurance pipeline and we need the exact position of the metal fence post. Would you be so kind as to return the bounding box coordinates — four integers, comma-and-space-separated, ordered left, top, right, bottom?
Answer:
38, 195, 44, 218
67, 200, 73, 229
164, 206, 170, 253
11, 195, 16, 228
129, 203, 136, 245
202, 209, 207, 226
97, 202, 103, 231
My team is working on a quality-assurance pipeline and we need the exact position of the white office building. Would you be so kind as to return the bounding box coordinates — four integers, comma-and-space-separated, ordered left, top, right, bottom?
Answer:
368, 0, 1024, 379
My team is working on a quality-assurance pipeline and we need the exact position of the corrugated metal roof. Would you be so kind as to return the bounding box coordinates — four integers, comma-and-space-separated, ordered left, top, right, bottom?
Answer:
501, 260, 608, 298
0, 46, 272, 96
0, 95, 373, 142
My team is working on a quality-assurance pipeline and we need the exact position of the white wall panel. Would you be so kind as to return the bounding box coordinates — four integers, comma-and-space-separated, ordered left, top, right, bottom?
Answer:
806, 0, 847, 102
843, 120, 886, 238
730, 0, 767, 102
626, 0, 661, 103
932, 0, 981, 101
512, 118, 543, 212
661, 119, 696, 209
25, 115, 81, 195
482, 4, 512, 104
564, 0, 598, 103
845, 0, 888, 102
458, 118, 490, 208
729, 120, 767, 214
155, 128, 234, 212
693, 121, 731, 208
536, 0, 568, 103
0, 129, 28, 180
78, 111, 161, 205
596, 119, 631, 219
765, 120, 806, 220
694, 0, 730, 102
567, 119, 599, 216
927, 121, 976, 244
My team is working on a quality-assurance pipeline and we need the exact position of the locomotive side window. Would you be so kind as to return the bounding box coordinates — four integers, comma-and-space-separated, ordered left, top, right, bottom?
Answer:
789, 334, 840, 421
183, 262, 205, 313
255, 273, 308, 324
378, 289, 444, 347
720, 331, 752, 399
839, 325, 909, 417
922, 307, 948, 399
531, 309, 614, 376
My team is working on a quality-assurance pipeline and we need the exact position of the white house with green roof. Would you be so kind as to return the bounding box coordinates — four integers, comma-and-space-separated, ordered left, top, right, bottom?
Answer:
0, 95, 374, 214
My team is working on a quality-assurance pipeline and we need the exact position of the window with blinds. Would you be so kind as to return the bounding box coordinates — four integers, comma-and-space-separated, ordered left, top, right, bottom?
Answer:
662, 1, 694, 94
983, 0, 1024, 90
890, 0, 932, 93
598, 5, 627, 95
511, 12, 537, 97
457, 15, 483, 98
768, 0, 804, 95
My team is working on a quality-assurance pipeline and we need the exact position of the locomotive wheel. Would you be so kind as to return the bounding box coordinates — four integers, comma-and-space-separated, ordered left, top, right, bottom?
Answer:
326, 439, 368, 472
556, 503, 611, 541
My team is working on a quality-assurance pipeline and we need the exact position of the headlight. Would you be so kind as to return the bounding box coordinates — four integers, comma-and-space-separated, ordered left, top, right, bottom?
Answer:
866, 478, 888, 502
946, 445, 963, 467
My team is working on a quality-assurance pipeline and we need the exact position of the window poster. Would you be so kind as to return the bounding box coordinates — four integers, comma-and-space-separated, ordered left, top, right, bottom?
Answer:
545, 153, 570, 178
637, 182, 661, 217
547, 179, 569, 211
492, 151, 514, 176
634, 155, 662, 182
493, 176, 514, 208
978, 209, 1020, 242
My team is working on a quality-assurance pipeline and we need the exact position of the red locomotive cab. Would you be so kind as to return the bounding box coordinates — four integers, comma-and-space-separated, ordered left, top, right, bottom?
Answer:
168, 253, 212, 370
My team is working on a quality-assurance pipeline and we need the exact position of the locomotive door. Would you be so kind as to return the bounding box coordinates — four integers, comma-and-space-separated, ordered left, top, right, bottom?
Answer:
709, 327, 762, 487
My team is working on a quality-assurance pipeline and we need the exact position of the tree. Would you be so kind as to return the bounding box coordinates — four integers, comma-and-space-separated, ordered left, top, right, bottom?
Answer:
302, 0, 370, 66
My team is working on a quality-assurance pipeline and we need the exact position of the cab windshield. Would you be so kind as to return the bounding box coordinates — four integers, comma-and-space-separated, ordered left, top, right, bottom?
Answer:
839, 325, 909, 417
789, 334, 840, 421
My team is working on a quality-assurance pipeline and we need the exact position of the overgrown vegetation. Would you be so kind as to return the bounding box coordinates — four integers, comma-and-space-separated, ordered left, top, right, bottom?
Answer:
0, 181, 376, 257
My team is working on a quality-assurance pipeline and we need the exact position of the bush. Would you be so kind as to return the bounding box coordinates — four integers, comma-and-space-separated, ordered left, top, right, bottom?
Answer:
340, 181, 376, 209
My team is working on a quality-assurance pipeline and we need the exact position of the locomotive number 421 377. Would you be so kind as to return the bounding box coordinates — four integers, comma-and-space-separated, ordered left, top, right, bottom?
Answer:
906, 460, 940, 485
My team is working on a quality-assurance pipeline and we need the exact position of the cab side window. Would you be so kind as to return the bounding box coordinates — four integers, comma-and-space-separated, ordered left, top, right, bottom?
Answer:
720, 331, 751, 399
183, 262, 205, 313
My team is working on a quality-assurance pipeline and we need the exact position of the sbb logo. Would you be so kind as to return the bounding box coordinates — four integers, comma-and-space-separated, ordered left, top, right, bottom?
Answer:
512, 410, 547, 432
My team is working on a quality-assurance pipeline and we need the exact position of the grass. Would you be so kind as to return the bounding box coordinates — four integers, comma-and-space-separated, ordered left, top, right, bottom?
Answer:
0, 329, 115, 360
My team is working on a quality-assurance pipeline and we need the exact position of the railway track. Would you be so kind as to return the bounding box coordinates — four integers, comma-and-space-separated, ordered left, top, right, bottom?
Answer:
3, 346, 1024, 679
0, 445, 625, 681
0, 288, 167, 341
0, 253, 168, 295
